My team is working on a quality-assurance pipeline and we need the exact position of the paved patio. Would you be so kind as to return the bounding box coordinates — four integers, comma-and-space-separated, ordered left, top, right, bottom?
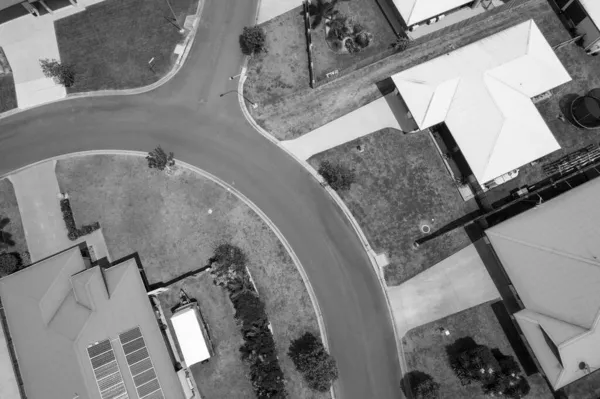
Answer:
388, 244, 500, 336
257, 0, 300, 24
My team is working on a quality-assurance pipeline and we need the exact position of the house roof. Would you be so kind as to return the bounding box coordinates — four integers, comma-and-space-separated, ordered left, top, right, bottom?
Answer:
391, 20, 570, 184
580, 0, 600, 27
0, 246, 185, 399
486, 178, 600, 389
171, 306, 211, 366
391, 0, 473, 26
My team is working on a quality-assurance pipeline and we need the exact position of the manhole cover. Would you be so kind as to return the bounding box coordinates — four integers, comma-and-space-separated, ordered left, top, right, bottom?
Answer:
420, 224, 431, 234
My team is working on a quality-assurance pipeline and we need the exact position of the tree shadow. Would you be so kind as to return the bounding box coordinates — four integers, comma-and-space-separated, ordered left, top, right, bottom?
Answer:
0, 217, 15, 248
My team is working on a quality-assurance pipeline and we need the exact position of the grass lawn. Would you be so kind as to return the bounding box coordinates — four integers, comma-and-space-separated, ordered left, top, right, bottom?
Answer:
55, 155, 329, 399
244, 6, 310, 107
310, 0, 397, 82
0, 178, 30, 275
403, 301, 552, 399
156, 273, 254, 398
55, 0, 198, 93
0, 74, 17, 113
309, 129, 479, 286
247, 0, 564, 140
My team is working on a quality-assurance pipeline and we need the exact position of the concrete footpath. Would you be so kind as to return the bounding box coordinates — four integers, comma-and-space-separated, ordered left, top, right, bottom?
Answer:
388, 244, 500, 337
9, 160, 71, 262
281, 94, 402, 160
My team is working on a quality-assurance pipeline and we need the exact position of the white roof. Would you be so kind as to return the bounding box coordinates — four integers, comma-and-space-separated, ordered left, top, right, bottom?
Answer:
171, 307, 211, 366
487, 178, 600, 389
392, 20, 571, 183
391, 0, 473, 26
580, 0, 600, 26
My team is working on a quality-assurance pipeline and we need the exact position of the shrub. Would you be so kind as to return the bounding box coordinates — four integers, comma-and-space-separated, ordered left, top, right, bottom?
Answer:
355, 32, 371, 48
0, 252, 19, 275
239, 26, 266, 56
146, 146, 175, 171
318, 160, 355, 191
328, 15, 348, 40
402, 371, 440, 399
39, 58, 76, 87
60, 199, 100, 240
288, 332, 338, 392
391, 36, 409, 52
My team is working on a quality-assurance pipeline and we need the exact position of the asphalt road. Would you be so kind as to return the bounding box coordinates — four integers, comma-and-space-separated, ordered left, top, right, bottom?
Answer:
0, 0, 403, 397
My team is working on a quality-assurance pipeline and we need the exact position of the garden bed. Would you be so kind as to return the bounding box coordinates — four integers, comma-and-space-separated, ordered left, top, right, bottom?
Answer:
55, 154, 329, 399
309, 0, 398, 83
403, 301, 552, 399
244, 6, 310, 107
55, 0, 198, 93
0, 178, 30, 276
308, 128, 479, 286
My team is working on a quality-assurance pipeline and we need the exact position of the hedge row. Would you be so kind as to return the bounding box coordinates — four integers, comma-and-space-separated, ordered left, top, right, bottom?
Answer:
60, 199, 100, 241
210, 244, 287, 398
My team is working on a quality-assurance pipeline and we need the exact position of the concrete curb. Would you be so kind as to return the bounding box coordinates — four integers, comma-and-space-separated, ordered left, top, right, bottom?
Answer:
238, 61, 410, 375
0, 0, 206, 121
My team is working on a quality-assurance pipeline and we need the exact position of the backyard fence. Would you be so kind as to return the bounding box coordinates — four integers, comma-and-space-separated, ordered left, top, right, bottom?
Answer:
303, 0, 317, 88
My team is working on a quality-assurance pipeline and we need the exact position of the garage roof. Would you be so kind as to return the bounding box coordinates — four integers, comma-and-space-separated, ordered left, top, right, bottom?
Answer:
487, 178, 600, 389
391, 0, 473, 26
391, 20, 570, 184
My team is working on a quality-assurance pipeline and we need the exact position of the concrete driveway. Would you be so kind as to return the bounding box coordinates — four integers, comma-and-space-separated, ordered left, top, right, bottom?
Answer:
388, 244, 500, 337
257, 0, 301, 24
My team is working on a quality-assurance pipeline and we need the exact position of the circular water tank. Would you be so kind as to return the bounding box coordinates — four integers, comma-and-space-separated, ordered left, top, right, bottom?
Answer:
571, 95, 600, 129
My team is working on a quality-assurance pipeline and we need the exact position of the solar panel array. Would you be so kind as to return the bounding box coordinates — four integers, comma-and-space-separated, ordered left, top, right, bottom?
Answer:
87, 340, 130, 399
119, 327, 165, 399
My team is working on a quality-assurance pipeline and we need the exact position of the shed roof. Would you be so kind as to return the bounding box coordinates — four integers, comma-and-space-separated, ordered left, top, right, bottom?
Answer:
391, 0, 473, 26
487, 178, 600, 389
171, 306, 211, 366
392, 20, 570, 183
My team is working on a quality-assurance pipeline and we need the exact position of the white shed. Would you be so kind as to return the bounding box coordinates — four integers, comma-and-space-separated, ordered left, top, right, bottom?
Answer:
171, 305, 212, 366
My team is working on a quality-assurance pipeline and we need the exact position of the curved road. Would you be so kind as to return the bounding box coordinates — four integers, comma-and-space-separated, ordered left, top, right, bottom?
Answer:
0, 1, 402, 398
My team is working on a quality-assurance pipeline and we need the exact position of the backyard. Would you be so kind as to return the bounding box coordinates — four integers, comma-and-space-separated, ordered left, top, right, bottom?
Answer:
55, 0, 198, 92
0, 178, 29, 276
309, 128, 479, 286
244, 6, 310, 107
55, 154, 329, 399
309, 0, 398, 82
403, 301, 552, 399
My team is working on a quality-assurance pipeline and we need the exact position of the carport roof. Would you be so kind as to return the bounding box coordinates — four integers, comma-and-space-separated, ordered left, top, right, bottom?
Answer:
391, 0, 473, 26
487, 177, 600, 389
391, 20, 570, 184
0, 0, 24, 11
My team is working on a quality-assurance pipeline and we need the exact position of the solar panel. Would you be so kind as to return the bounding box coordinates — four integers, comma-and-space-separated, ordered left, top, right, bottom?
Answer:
87, 340, 129, 399
119, 327, 165, 399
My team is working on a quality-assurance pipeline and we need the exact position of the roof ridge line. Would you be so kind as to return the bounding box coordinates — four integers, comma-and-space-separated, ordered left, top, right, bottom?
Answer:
488, 231, 600, 268
516, 309, 589, 333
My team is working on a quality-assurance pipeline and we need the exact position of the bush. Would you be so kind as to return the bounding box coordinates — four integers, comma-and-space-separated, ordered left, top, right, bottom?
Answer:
146, 146, 175, 171
210, 245, 288, 398
239, 26, 266, 56
391, 36, 409, 52
402, 371, 440, 399
39, 58, 76, 87
288, 332, 338, 392
60, 199, 100, 241
318, 160, 355, 191
0, 252, 19, 275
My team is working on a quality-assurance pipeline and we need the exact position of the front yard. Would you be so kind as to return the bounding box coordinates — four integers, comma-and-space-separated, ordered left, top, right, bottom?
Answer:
0, 178, 29, 276
55, 0, 198, 92
55, 154, 329, 399
403, 301, 552, 399
309, 129, 478, 286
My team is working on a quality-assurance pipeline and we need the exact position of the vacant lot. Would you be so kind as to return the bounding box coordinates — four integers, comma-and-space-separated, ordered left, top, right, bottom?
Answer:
311, 0, 397, 82
309, 129, 478, 285
55, 0, 197, 92
55, 154, 329, 399
403, 301, 552, 399
247, 0, 564, 140
244, 6, 310, 107
0, 178, 29, 275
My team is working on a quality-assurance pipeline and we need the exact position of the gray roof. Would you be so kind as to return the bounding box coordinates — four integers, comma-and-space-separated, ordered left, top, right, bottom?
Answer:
0, 0, 26, 12
0, 246, 185, 399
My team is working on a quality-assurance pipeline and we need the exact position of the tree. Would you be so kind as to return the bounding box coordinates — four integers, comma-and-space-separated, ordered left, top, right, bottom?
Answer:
239, 26, 266, 56
308, 0, 340, 29
318, 160, 355, 191
146, 146, 175, 170
402, 371, 440, 399
0, 252, 19, 275
0, 217, 15, 250
39, 58, 76, 87
288, 332, 338, 392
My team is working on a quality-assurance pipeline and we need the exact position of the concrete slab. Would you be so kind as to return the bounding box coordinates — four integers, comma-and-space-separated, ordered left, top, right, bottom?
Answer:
281, 94, 402, 160
388, 244, 500, 337
257, 0, 301, 24
9, 160, 72, 262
